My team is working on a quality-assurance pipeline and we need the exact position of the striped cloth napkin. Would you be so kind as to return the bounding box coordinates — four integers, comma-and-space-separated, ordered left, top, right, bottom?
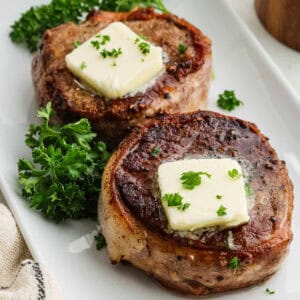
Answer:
0, 204, 60, 300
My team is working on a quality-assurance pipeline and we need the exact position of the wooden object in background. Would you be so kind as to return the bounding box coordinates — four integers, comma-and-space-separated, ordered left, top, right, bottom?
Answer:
255, 0, 300, 51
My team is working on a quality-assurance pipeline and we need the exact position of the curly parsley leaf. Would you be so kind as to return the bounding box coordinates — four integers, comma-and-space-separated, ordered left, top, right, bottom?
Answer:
265, 288, 275, 295
217, 90, 244, 112
18, 102, 110, 223
180, 171, 211, 190
10, 0, 168, 52
162, 193, 190, 211
100, 0, 169, 13
95, 233, 107, 250
228, 168, 241, 179
216, 204, 227, 216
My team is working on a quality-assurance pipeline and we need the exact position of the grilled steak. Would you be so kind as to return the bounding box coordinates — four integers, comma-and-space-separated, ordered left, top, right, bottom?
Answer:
100, 110, 293, 295
32, 8, 212, 146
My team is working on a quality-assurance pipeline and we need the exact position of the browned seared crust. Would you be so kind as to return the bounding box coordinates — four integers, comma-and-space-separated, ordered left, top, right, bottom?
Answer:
99, 110, 293, 295
32, 8, 212, 146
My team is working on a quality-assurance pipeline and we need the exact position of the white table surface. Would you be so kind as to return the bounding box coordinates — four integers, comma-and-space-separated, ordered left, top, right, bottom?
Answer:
1, 0, 299, 211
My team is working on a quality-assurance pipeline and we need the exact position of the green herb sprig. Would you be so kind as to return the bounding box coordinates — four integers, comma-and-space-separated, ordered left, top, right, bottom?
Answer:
217, 204, 227, 216
10, 0, 168, 52
265, 288, 275, 295
180, 171, 211, 190
100, 48, 122, 59
228, 168, 241, 179
151, 146, 161, 157
18, 103, 110, 222
95, 233, 107, 250
178, 43, 187, 54
217, 90, 244, 112
229, 257, 241, 270
162, 193, 190, 211
100, 0, 169, 13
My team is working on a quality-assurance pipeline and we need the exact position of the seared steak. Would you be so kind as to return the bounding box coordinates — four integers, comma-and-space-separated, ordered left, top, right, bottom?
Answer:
100, 110, 293, 295
32, 8, 212, 146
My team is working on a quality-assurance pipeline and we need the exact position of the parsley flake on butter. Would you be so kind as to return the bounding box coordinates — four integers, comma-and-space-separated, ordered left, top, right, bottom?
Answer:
80, 61, 87, 70
100, 48, 122, 59
217, 204, 227, 216
101, 35, 110, 45
91, 40, 101, 50
228, 168, 241, 179
216, 194, 223, 200
162, 193, 190, 211
180, 171, 211, 190
138, 42, 150, 55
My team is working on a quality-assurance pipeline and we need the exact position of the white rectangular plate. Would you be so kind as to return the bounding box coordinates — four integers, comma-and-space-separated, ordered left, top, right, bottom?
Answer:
0, 0, 299, 299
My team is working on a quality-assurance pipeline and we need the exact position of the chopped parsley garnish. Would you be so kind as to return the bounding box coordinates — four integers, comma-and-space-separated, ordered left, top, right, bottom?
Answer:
138, 42, 150, 55
73, 40, 80, 48
101, 35, 110, 45
180, 171, 211, 190
178, 43, 187, 54
217, 204, 227, 216
112, 61, 117, 67
228, 168, 241, 179
244, 183, 253, 197
91, 40, 101, 50
17, 102, 110, 222
10, 0, 168, 52
216, 194, 223, 200
151, 146, 161, 157
265, 288, 275, 295
217, 90, 244, 111
95, 233, 106, 251
162, 193, 190, 211
100, 48, 122, 59
99, 0, 169, 13
229, 257, 241, 270
80, 61, 87, 70
181, 203, 191, 211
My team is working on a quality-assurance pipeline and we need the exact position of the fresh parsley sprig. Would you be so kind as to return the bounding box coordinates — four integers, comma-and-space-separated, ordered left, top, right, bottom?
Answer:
18, 102, 110, 222
100, 0, 169, 13
217, 204, 227, 216
217, 90, 244, 111
265, 288, 275, 295
180, 171, 211, 190
10, 0, 168, 52
228, 168, 241, 179
162, 193, 190, 211
95, 233, 107, 250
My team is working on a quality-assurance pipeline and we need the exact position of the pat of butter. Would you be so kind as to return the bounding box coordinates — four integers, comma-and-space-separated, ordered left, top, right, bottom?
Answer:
158, 159, 250, 231
65, 22, 164, 99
